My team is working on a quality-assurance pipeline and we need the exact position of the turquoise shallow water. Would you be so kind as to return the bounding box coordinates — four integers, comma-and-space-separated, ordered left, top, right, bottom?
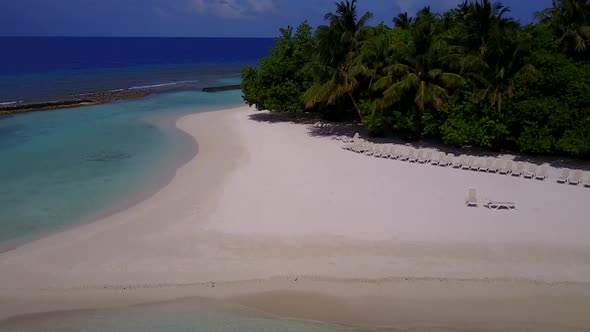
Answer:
0, 298, 357, 331
0, 89, 244, 246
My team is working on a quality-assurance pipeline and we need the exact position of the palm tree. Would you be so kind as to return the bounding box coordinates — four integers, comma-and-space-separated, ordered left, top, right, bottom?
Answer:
537, 0, 590, 54
455, 0, 517, 54
393, 12, 414, 29
319, 0, 373, 65
304, 0, 373, 119
372, 22, 463, 134
303, 53, 367, 119
468, 29, 536, 113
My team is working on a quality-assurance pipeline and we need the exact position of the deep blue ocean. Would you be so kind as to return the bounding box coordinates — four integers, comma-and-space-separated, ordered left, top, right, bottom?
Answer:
0, 37, 275, 102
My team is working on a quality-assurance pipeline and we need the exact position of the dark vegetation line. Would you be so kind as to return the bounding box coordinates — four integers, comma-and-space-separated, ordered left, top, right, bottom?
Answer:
241, 0, 590, 158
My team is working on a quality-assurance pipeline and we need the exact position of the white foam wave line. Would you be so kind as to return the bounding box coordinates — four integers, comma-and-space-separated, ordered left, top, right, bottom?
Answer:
0, 100, 23, 106
128, 80, 200, 90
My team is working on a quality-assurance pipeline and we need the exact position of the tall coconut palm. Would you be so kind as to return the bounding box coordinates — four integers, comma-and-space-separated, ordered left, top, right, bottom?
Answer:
393, 12, 414, 29
304, 0, 373, 119
373, 22, 463, 134
318, 0, 373, 66
455, 0, 517, 54
303, 53, 367, 119
537, 0, 590, 54
468, 29, 536, 113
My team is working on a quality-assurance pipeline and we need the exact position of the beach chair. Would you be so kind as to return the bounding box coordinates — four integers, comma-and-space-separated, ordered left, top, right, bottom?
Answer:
471, 158, 483, 171
364, 143, 375, 156
408, 149, 418, 163
380, 146, 390, 158
399, 148, 410, 161
485, 201, 517, 210
414, 150, 424, 163
373, 145, 383, 158
512, 162, 525, 177
557, 169, 570, 184
442, 154, 454, 167
419, 151, 432, 164
584, 172, 590, 188
453, 155, 466, 168
499, 160, 513, 175
382, 145, 390, 158
389, 146, 400, 160
430, 152, 440, 166
466, 188, 478, 207
376, 145, 386, 158
489, 159, 502, 173
480, 158, 494, 172
342, 141, 358, 151
462, 156, 475, 170
569, 170, 583, 185
524, 164, 538, 179
431, 152, 443, 166
535, 165, 548, 181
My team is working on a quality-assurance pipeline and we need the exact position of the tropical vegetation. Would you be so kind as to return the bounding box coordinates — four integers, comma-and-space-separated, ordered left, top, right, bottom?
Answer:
242, 0, 590, 157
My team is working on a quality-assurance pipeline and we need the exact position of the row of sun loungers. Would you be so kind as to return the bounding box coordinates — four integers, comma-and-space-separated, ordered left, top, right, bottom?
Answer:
343, 138, 590, 187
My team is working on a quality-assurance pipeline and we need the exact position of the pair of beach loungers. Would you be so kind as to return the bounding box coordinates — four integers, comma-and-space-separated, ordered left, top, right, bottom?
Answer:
556, 169, 590, 187
466, 188, 517, 210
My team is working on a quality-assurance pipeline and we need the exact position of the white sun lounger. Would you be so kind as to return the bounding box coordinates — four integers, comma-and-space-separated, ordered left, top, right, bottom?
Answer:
453, 155, 466, 168
415, 150, 424, 163
463, 156, 475, 170
419, 151, 432, 164
512, 162, 525, 177
364, 143, 376, 156
557, 169, 570, 183
380, 146, 390, 158
389, 146, 400, 159
485, 201, 517, 210
380, 145, 389, 158
479, 158, 493, 172
466, 188, 478, 207
430, 153, 443, 166
373, 145, 383, 158
499, 160, 512, 175
399, 148, 410, 161
524, 164, 538, 179
489, 159, 502, 173
382, 145, 390, 158
442, 154, 454, 167
471, 158, 483, 171
408, 149, 418, 163
569, 170, 584, 185
584, 172, 590, 188
343, 141, 358, 151
535, 165, 548, 180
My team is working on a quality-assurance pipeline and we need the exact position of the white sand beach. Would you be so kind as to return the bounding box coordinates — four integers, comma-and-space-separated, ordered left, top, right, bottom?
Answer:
1, 106, 590, 329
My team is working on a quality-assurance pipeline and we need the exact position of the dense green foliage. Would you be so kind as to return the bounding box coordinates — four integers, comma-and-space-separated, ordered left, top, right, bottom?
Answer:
242, 0, 590, 157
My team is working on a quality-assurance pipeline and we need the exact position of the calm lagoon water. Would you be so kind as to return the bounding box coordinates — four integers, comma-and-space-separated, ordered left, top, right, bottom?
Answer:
0, 298, 356, 331
0, 89, 243, 246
